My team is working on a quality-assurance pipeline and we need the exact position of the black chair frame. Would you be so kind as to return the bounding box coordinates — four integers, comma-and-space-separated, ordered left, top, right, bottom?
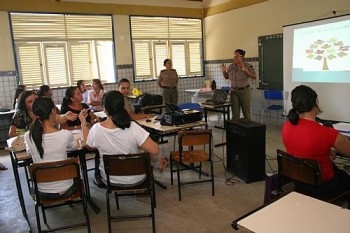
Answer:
30, 159, 91, 233
103, 152, 156, 233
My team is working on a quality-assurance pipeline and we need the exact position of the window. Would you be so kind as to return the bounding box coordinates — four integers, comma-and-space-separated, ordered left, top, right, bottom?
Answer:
130, 16, 203, 81
10, 13, 116, 88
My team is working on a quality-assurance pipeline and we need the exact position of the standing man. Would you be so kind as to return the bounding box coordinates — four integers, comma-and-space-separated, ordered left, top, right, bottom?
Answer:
157, 59, 178, 112
221, 49, 256, 120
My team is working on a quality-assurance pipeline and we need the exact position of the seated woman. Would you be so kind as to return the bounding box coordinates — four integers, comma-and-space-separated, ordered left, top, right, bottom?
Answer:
77, 80, 89, 104
80, 90, 161, 185
9, 91, 78, 138
38, 85, 60, 114
86, 79, 106, 112
60, 86, 98, 130
24, 97, 79, 198
282, 85, 350, 199
118, 78, 151, 121
13, 85, 26, 110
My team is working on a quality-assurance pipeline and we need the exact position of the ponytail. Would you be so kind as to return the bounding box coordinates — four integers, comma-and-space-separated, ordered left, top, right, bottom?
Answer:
29, 118, 44, 158
61, 97, 70, 111
103, 90, 131, 129
30, 97, 55, 159
111, 109, 131, 130
288, 108, 299, 125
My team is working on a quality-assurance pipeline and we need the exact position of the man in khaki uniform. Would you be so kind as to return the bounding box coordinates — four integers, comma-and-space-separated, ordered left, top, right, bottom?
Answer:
157, 59, 178, 112
221, 49, 256, 120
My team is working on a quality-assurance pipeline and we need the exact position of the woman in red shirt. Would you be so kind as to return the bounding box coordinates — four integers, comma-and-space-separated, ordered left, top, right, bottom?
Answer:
282, 85, 350, 199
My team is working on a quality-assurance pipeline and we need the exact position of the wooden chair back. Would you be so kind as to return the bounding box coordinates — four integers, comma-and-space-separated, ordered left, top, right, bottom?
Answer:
29, 158, 80, 183
178, 129, 212, 147
277, 149, 322, 187
103, 152, 151, 177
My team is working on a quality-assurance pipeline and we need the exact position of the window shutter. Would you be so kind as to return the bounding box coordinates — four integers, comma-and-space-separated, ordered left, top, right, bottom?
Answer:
154, 42, 168, 77
11, 13, 66, 41
133, 41, 152, 79
65, 15, 113, 40
130, 17, 169, 39
169, 18, 202, 39
69, 42, 92, 83
171, 43, 186, 76
96, 41, 115, 83
188, 41, 202, 75
44, 44, 69, 87
16, 43, 44, 87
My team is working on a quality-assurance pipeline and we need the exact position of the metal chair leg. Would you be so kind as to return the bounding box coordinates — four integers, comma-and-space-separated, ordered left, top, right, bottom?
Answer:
106, 192, 112, 233
177, 165, 182, 201
41, 206, 47, 224
35, 204, 42, 233
211, 161, 215, 196
115, 192, 120, 210
83, 197, 91, 233
170, 155, 174, 185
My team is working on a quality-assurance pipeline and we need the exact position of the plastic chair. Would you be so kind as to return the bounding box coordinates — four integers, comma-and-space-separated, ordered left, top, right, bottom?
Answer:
178, 103, 201, 111
103, 152, 156, 233
261, 90, 288, 124
29, 158, 91, 233
170, 129, 215, 201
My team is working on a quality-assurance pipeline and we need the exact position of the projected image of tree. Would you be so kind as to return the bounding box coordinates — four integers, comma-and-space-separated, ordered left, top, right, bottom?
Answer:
305, 38, 349, 70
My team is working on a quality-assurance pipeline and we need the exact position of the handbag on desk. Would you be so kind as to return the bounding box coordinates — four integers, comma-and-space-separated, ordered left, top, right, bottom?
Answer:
9, 135, 26, 152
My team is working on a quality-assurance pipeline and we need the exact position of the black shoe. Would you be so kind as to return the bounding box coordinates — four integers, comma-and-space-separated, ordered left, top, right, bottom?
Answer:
93, 176, 106, 189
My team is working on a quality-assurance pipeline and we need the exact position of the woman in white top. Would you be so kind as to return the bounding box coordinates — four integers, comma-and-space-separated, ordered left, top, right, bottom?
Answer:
80, 90, 160, 185
86, 79, 106, 112
24, 97, 79, 198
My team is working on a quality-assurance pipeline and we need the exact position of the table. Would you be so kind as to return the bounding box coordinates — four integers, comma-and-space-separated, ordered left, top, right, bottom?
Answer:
236, 192, 350, 233
8, 149, 32, 231
200, 102, 231, 147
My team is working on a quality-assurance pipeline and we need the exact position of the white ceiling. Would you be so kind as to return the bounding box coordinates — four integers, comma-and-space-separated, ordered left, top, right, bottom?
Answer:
61, 0, 232, 9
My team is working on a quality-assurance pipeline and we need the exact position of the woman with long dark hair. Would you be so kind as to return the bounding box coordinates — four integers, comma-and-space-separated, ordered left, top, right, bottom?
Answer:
61, 86, 98, 130
9, 91, 78, 138
24, 97, 79, 198
77, 80, 89, 104
86, 79, 106, 112
282, 85, 350, 199
13, 85, 26, 110
80, 90, 160, 185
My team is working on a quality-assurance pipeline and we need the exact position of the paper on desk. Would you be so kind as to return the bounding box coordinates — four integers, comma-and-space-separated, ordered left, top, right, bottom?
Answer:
332, 122, 350, 137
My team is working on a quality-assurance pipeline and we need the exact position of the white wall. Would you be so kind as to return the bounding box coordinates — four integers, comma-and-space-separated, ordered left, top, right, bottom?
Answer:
204, 0, 350, 60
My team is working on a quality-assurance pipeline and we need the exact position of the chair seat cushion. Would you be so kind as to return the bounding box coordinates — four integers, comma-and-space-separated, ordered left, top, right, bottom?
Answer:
170, 150, 209, 163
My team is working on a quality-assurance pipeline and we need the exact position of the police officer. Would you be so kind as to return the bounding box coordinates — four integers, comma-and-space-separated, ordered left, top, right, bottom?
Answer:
221, 49, 256, 120
157, 59, 178, 112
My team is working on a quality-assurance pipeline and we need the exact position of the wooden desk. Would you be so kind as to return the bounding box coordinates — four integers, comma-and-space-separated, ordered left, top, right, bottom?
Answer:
237, 192, 350, 233
136, 116, 207, 136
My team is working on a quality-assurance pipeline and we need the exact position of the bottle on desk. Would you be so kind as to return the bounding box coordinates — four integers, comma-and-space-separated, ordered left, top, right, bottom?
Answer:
211, 80, 216, 90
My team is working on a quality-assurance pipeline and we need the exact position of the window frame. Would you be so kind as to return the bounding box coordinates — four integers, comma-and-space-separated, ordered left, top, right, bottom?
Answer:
9, 12, 117, 88
130, 15, 205, 82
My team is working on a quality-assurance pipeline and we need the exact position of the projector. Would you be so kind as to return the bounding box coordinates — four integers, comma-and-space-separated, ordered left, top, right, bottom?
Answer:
160, 109, 202, 126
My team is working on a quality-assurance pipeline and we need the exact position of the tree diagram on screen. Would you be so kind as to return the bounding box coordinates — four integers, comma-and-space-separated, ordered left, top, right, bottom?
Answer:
305, 38, 349, 70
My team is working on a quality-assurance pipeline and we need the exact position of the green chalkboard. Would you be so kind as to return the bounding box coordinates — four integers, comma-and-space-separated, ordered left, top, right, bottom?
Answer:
258, 33, 283, 90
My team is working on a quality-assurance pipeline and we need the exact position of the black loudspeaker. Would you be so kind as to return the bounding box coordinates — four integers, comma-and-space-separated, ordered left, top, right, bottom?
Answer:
225, 119, 266, 183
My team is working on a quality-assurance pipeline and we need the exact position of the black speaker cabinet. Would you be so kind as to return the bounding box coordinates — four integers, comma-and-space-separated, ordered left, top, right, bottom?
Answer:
225, 119, 266, 183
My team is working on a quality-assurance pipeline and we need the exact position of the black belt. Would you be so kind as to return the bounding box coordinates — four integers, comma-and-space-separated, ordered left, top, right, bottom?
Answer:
163, 86, 177, 89
231, 85, 250, 90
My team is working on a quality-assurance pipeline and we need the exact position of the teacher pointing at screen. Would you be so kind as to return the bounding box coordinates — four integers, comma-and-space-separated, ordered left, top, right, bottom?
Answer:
221, 49, 256, 120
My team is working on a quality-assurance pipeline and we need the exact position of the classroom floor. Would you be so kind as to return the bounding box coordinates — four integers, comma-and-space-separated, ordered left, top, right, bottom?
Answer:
0, 117, 289, 233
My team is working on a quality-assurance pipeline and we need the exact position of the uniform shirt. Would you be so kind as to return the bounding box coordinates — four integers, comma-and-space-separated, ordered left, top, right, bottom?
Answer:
25, 130, 77, 193
87, 89, 106, 112
86, 122, 149, 185
282, 118, 338, 182
158, 69, 178, 88
226, 62, 255, 88
10, 110, 32, 130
